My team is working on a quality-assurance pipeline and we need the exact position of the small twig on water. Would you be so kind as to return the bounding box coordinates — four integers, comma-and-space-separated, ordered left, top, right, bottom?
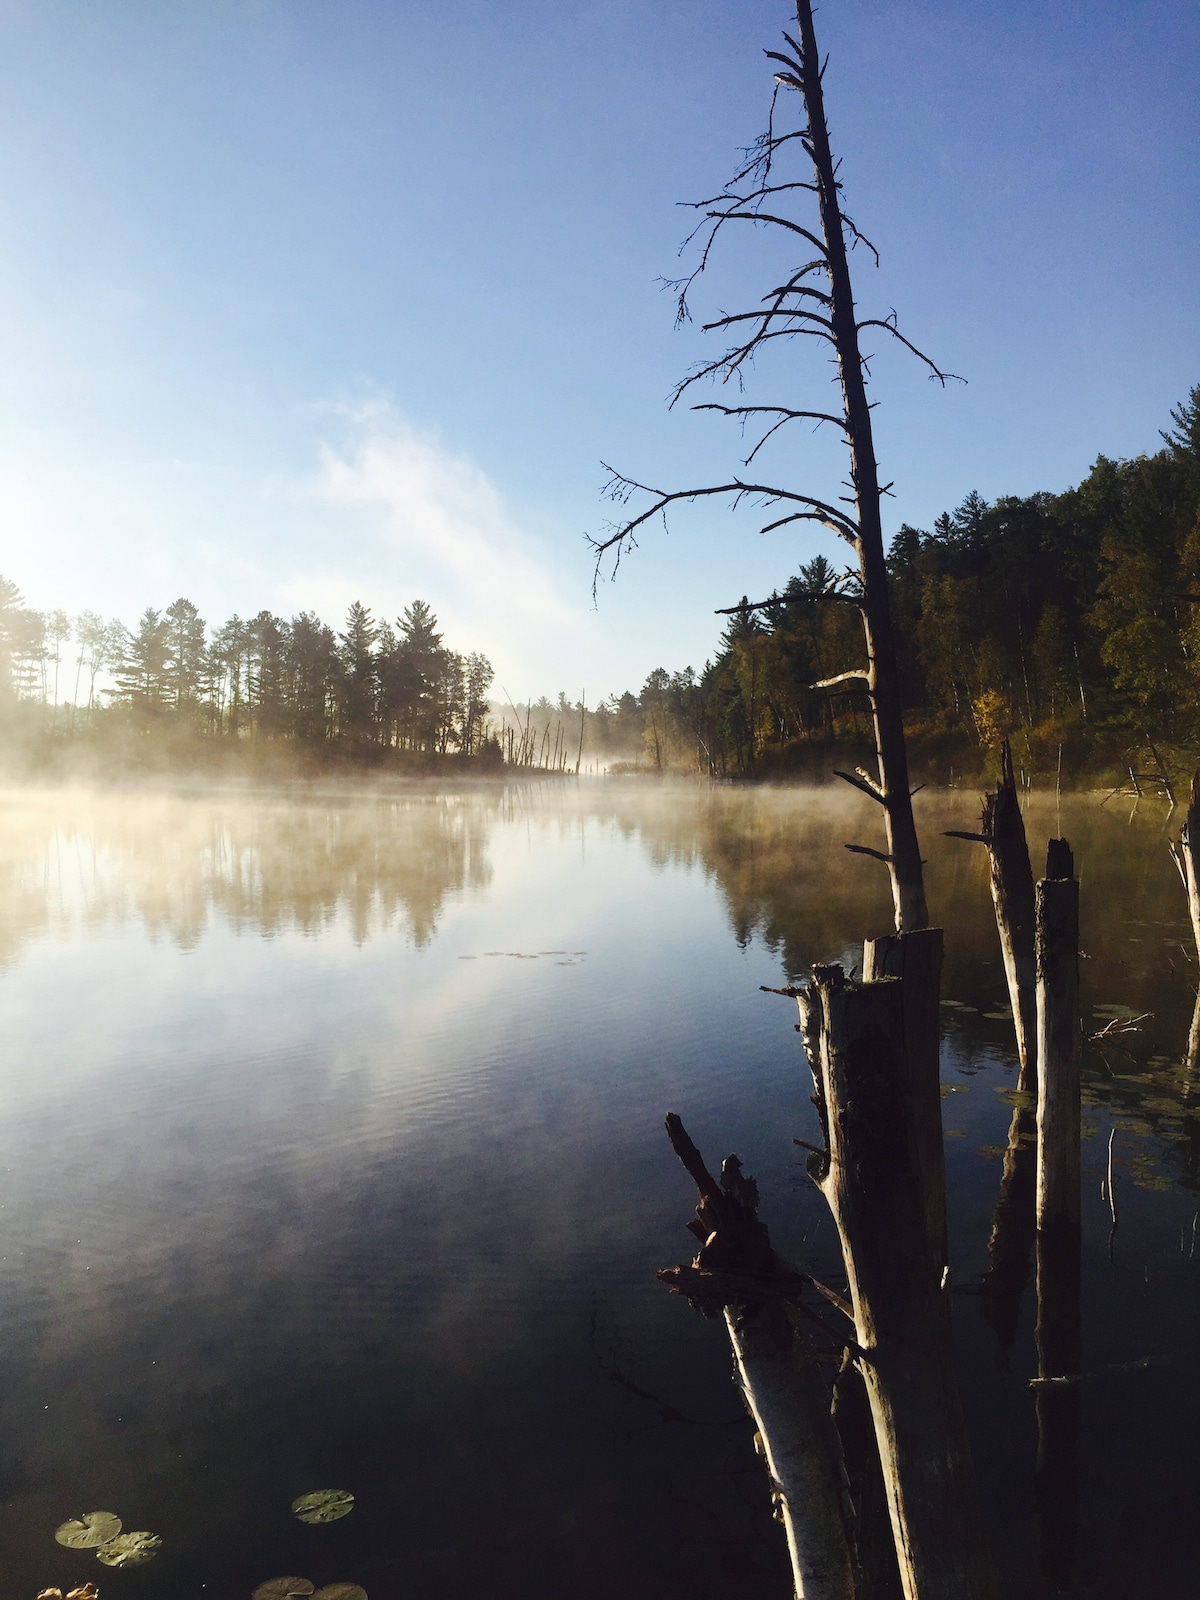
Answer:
1028, 1354, 1167, 1387
1106, 1126, 1118, 1228
1089, 1012, 1152, 1042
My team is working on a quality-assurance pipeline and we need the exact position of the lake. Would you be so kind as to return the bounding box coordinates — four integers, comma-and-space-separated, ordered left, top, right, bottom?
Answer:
0, 779, 1196, 1599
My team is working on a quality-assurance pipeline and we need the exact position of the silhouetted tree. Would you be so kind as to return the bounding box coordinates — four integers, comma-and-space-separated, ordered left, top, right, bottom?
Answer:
589, 0, 957, 929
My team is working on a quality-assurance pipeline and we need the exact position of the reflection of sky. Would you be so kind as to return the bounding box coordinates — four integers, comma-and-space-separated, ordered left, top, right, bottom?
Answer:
2, 785, 1200, 1597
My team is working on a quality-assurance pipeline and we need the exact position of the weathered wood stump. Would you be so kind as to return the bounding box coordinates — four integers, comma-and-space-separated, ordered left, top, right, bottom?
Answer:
1035, 839, 1080, 1244
1033, 838, 1081, 1590
800, 962, 999, 1600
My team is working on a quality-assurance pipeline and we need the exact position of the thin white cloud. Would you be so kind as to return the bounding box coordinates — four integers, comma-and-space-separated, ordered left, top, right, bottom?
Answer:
313, 412, 569, 626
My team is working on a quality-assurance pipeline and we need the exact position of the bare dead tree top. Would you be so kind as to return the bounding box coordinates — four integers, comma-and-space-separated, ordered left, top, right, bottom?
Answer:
586, 21, 959, 595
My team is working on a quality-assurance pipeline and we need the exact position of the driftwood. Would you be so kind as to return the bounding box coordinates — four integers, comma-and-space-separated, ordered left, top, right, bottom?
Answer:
658, 1115, 861, 1600
800, 965, 999, 1600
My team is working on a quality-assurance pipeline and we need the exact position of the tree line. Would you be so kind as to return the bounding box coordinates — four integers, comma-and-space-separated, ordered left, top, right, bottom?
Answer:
600, 386, 1200, 781
0, 589, 499, 759
3, 385, 1197, 779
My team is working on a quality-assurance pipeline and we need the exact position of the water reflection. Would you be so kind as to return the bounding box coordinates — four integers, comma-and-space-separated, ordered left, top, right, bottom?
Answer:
0, 786, 496, 961
1, 781, 1199, 1598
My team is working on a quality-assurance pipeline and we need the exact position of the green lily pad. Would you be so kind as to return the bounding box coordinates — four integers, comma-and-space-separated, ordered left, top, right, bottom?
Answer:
55, 1513, 122, 1549
312, 1587, 368, 1600
291, 1489, 354, 1525
97, 1531, 161, 1567
253, 1580, 315, 1600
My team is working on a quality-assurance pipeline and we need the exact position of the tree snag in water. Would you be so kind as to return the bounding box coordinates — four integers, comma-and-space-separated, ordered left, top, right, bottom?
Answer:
1032, 840, 1081, 1589
799, 966, 999, 1600
945, 742, 1040, 1357
590, 0, 957, 931
658, 1114, 862, 1600
1035, 840, 1080, 1244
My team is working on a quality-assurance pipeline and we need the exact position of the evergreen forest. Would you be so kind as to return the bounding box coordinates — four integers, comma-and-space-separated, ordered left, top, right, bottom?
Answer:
2, 386, 1198, 784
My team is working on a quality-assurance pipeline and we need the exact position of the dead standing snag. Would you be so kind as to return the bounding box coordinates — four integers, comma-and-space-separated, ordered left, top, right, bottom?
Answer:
799, 967, 999, 1600
1032, 840, 1081, 1588
589, 0, 961, 934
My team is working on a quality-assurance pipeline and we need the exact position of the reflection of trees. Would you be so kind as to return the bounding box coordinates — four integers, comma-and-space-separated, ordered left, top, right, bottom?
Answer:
0, 787, 494, 961
619, 787, 1200, 1188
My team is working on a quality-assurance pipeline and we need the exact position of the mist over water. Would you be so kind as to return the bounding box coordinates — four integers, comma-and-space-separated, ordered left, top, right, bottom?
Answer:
0, 780, 1197, 1598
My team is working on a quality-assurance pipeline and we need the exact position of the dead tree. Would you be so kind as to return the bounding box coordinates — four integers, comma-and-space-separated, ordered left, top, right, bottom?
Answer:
1032, 839, 1081, 1589
798, 965, 998, 1600
658, 1114, 862, 1600
588, 0, 958, 934
945, 743, 1039, 1356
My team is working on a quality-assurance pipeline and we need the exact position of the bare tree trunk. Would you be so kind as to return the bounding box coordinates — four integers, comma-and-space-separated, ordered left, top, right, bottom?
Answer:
658, 1116, 861, 1600
802, 966, 998, 1600
984, 742, 1038, 1092
1033, 1229, 1081, 1590
861, 929, 946, 1270
1035, 840, 1080, 1243
794, 0, 926, 934
1170, 770, 1200, 960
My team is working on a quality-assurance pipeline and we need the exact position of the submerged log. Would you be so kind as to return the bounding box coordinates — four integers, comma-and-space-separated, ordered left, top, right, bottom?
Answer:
802, 966, 999, 1600
658, 1114, 861, 1600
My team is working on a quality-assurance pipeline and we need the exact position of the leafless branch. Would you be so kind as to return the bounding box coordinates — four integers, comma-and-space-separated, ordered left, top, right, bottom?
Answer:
844, 842, 894, 863
855, 316, 964, 386
692, 403, 848, 434
714, 583, 861, 617
702, 306, 834, 336
688, 179, 819, 211
670, 323, 837, 407
838, 212, 880, 265
588, 469, 862, 594
835, 768, 886, 804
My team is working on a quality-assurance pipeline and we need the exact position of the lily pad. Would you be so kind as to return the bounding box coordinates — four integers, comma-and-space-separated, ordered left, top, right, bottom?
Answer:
97, 1532, 161, 1568
55, 1513, 122, 1549
35, 1590, 64, 1599
253, 1580, 315, 1600
291, 1489, 354, 1525
313, 1587, 368, 1600
66, 1587, 100, 1600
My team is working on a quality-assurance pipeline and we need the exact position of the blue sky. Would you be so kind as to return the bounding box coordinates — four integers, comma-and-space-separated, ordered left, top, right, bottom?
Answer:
1, 0, 1197, 699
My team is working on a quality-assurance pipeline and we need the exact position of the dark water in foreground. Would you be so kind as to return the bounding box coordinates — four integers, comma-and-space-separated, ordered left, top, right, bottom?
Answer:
0, 780, 1196, 1599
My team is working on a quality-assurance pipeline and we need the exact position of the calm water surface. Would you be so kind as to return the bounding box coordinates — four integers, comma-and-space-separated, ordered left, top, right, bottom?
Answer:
0, 780, 1196, 1599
